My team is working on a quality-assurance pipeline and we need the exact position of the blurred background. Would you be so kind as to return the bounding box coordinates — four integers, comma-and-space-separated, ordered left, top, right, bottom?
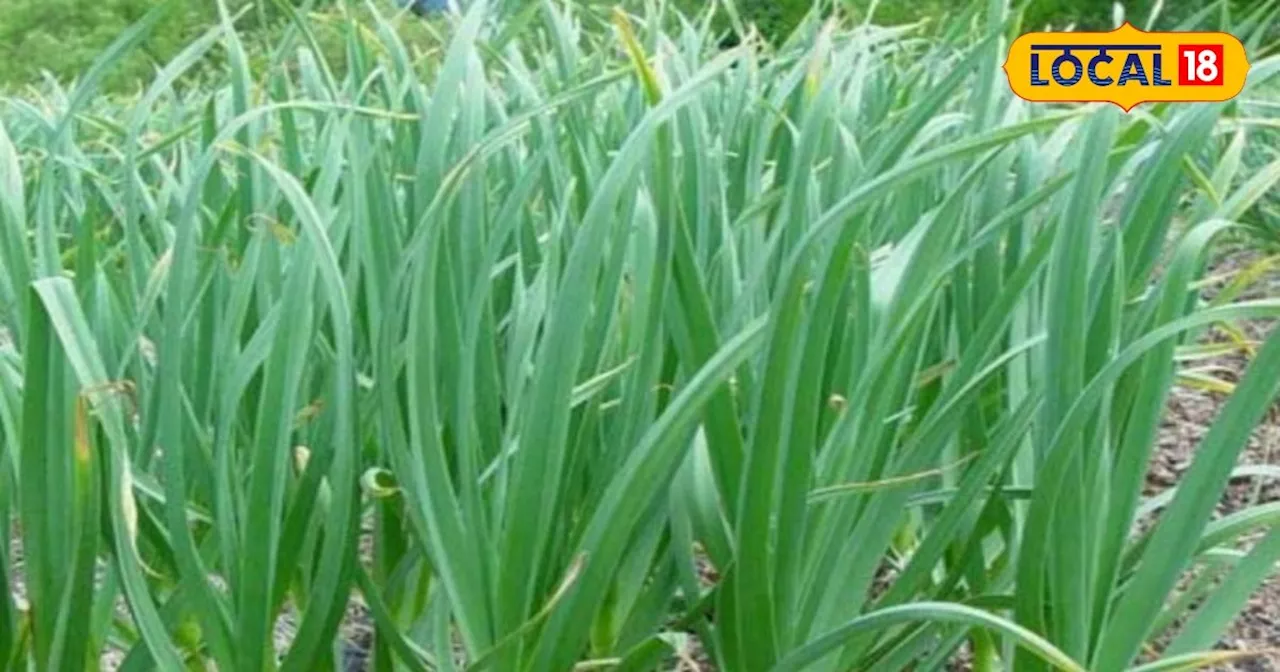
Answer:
0, 0, 1251, 93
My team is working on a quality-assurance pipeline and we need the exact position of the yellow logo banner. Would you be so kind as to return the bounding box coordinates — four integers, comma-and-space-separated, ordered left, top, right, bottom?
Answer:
1003, 22, 1249, 111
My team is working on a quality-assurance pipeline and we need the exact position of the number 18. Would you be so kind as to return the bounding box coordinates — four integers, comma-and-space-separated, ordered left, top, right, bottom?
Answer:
1179, 45, 1224, 85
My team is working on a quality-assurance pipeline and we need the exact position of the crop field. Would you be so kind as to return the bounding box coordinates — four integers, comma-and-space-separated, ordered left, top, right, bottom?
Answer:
1, 0, 1280, 670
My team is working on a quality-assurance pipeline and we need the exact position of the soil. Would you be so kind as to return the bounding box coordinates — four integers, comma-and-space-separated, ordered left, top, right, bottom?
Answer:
1141, 247, 1280, 671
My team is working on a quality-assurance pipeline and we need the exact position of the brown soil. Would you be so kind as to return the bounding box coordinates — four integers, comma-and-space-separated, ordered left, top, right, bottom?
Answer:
1142, 247, 1280, 671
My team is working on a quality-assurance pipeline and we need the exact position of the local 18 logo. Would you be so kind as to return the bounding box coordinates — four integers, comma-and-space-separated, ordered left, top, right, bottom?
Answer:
1003, 22, 1249, 111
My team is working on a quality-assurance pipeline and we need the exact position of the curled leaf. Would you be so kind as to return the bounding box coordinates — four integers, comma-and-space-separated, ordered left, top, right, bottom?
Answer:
361, 468, 400, 498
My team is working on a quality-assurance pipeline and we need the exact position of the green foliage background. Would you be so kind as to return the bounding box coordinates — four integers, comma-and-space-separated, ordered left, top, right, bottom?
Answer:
0, 0, 1248, 92
0, 0, 259, 91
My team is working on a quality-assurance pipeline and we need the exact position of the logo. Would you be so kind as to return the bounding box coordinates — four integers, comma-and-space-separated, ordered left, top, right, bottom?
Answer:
1003, 22, 1249, 111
